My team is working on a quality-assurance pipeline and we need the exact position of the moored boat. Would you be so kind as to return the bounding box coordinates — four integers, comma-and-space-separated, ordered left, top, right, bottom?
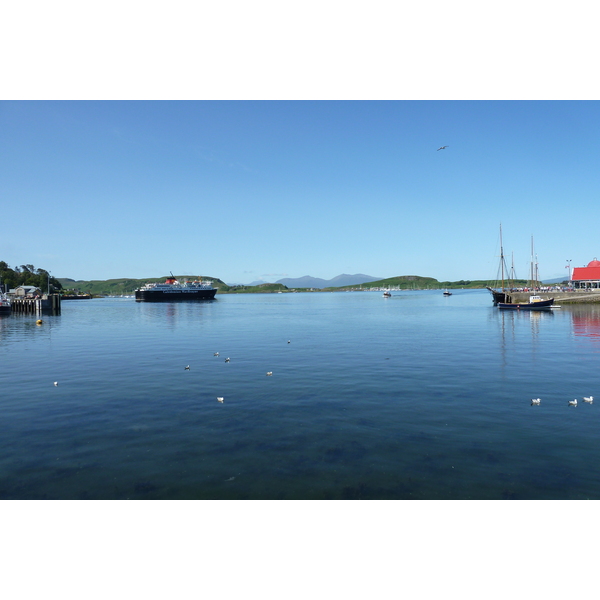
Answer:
488, 224, 513, 305
135, 274, 217, 302
0, 293, 11, 315
497, 295, 554, 310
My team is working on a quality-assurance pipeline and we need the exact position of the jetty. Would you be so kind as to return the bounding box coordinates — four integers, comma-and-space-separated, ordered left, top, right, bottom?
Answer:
10, 294, 61, 314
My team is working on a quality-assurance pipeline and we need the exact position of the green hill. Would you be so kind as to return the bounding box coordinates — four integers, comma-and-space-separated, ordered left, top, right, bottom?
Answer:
327, 275, 530, 291
58, 275, 228, 295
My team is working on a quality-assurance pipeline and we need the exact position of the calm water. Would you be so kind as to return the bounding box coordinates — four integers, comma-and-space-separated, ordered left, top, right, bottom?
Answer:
2, 289, 600, 500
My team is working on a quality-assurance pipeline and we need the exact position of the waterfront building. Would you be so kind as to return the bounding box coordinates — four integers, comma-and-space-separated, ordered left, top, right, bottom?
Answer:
9, 286, 42, 297
571, 259, 600, 289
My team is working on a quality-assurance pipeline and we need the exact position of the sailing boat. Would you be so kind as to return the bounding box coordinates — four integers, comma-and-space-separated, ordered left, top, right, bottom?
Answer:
487, 224, 512, 305
497, 236, 554, 310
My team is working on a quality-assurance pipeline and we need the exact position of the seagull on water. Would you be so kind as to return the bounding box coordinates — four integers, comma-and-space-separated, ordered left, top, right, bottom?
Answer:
437, 145, 449, 151
214, 352, 219, 357
185, 365, 190, 370
531, 398, 541, 405
217, 397, 224, 403
266, 372, 273, 376
225, 357, 230, 363
53, 381, 58, 386
584, 396, 594, 403
568, 399, 578, 406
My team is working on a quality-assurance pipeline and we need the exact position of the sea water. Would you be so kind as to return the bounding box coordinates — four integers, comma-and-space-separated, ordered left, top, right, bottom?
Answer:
1, 289, 600, 500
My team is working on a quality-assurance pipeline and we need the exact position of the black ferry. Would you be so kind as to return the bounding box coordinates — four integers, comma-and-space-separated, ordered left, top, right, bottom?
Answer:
134, 275, 217, 302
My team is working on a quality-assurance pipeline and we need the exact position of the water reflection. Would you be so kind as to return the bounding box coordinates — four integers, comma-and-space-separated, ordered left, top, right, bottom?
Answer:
494, 307, 555, 369
0, 312, 60, 343
570, 305, 600, 345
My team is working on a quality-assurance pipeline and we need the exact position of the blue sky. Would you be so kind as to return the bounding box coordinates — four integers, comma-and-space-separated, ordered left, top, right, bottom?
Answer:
2, 100, 600, 284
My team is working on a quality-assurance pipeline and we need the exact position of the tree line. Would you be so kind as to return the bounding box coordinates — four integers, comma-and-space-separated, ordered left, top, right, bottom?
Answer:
0, 262, 63, 292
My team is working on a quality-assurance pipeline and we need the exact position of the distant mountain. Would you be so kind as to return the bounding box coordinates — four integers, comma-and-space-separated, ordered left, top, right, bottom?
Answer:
276, 274, 381, 289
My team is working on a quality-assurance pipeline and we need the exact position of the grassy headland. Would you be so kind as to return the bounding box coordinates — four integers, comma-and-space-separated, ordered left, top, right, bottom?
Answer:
58, 274, 533, 295
324, 275, 530, 291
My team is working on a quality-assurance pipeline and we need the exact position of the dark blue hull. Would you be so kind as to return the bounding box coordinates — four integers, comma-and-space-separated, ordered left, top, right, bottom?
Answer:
135, 289, 217, 302
497, 298, 554, 310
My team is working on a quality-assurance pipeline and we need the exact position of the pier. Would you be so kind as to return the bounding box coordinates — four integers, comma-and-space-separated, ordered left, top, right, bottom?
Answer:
10, 294, 61, 314
509, 290, 600, 305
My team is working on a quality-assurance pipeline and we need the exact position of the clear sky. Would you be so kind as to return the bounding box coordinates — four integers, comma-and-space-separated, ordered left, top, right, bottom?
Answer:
2, 100, 600, 284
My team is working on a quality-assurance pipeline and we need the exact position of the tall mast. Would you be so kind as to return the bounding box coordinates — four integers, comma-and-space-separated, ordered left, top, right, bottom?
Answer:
500, 223, 505, 291
530, 236, 535, 290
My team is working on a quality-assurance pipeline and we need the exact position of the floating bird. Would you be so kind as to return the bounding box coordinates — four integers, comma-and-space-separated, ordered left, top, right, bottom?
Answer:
214, 352, 219, 357
437, 145, 449, 151
225, 357, 230, 363
568, 399, 578, 406
584, 396, 594, 403
531, 398, 541, 405
287, 340, 291, 344
53, 381, 58, 386
266, 372, 273, 376
185, 365, 190, 370
217, 397, 224, 403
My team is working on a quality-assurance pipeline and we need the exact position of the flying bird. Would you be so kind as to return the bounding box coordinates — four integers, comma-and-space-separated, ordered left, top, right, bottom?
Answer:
437, 145, 449, 151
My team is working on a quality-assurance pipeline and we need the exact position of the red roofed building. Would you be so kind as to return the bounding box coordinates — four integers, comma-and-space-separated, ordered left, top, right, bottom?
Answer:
571, 259, 600, 289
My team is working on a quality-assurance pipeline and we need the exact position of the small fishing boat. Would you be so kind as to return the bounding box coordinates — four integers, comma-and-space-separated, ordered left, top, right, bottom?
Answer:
0, 292, 11, 315
497, 295, 554, 310
383, 290, 392, 298
443, 289, 452, 296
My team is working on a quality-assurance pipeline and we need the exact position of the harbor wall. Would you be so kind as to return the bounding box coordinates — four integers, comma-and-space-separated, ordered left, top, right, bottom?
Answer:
509, 291, 600, 304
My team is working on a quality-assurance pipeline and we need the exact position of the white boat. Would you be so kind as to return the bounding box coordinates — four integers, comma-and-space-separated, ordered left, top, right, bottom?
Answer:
383, 290, 392, 297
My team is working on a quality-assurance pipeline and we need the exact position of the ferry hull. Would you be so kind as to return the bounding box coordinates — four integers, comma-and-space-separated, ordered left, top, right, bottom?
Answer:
135, 289, 217, 302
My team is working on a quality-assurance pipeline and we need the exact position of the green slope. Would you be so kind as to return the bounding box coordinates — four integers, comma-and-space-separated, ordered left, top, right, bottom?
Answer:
58, 276, 228, 295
